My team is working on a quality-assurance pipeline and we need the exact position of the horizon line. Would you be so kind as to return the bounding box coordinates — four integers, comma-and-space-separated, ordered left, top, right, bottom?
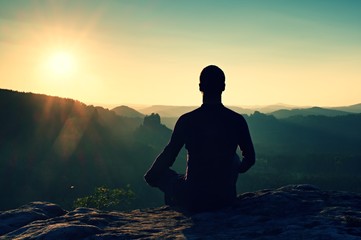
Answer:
1, 88, 360, 110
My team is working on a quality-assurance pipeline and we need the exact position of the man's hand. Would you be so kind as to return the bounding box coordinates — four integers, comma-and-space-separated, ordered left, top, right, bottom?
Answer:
238, 159, 255, 173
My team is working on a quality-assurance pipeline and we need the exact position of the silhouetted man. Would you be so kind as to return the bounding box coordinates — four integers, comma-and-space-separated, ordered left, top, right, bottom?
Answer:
144, 65, 255, 212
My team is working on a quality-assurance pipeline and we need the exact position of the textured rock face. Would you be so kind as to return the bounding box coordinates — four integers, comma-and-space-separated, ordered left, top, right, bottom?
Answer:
1, 185, 361, 239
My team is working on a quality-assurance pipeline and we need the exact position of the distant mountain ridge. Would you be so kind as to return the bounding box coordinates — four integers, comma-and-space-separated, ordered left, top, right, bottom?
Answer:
269, 107, 351, 119
123, 103, 361, 118
112, 105, 144, 118
111, 103, 361, 129
136, 105, 198, 117
331, 103, 361, 113
135, 105, 270, 117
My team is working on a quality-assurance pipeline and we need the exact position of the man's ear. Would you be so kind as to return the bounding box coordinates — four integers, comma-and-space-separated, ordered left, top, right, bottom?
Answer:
199, 83, 204, 92
221, 83, 225, 92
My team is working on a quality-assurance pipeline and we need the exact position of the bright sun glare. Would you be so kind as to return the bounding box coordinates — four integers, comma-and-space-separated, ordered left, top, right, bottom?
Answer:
48, 52, 75, 75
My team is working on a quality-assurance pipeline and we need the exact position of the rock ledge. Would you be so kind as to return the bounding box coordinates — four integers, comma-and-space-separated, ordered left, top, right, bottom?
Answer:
1, 184, 361, 239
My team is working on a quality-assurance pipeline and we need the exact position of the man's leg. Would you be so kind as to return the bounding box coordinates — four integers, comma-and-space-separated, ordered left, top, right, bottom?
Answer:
155, 168, 187, 207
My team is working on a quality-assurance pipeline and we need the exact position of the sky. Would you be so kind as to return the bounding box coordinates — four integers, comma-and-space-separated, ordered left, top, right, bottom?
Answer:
1, 0, 361, 108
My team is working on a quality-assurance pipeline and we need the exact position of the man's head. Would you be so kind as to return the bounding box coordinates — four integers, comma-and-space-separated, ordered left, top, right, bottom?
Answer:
199, 65, 225, 95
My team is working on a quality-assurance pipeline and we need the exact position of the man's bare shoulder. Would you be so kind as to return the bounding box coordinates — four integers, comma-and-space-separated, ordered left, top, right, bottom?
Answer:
178, 106, 203, 119
222, 106, 247, 120
174, 109, 198, 129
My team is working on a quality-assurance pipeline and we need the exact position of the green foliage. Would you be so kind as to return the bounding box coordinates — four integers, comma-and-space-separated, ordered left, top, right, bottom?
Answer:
73, 186, 135, 210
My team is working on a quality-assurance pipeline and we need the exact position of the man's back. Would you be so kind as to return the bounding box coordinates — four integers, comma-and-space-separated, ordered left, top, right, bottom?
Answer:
178, 104, 249, 179
174, 103, 254, 209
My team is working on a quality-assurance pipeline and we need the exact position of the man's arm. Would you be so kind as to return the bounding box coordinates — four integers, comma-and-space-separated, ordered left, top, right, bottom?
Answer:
144, 117, 185, 187
238, 117, 256, 173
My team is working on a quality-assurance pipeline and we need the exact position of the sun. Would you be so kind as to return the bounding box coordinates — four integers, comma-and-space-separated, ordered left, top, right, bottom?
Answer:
48, 52, 75, 75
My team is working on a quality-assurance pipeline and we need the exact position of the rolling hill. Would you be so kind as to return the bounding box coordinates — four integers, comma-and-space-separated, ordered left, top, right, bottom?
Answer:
132, 103, 361, 119
112, 105, 144, 118
331, 103, 361, 113
269, 107, 351, 119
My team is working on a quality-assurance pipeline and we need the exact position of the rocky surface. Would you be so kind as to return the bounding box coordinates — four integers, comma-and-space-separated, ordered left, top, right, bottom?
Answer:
1, 185, 361, 239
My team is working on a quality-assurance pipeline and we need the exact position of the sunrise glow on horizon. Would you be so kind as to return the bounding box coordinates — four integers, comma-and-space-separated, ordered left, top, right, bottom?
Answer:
1, 0, 361, 108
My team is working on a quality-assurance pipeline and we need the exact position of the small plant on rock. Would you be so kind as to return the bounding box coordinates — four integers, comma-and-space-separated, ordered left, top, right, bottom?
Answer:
73, 185, 135, 210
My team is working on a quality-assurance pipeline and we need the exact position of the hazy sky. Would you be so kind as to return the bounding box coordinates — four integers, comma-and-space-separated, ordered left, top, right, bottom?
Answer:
1, 0, 360, 107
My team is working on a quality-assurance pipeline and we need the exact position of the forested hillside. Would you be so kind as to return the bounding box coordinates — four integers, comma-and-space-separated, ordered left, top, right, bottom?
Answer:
239, 111, 361, 193
0, 89, 170, 210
